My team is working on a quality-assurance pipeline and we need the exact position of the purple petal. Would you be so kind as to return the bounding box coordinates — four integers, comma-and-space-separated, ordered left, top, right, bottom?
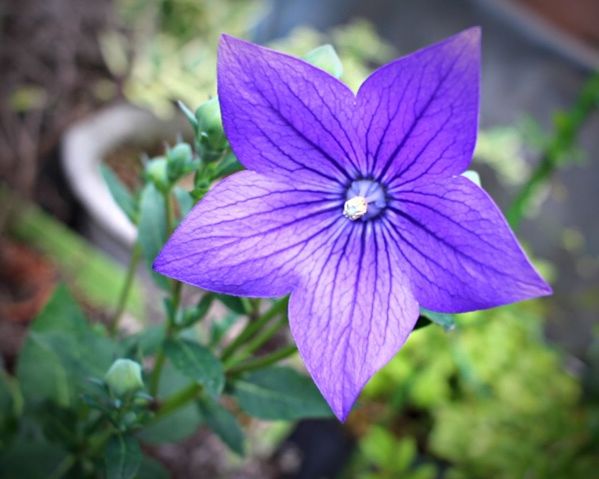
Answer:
384, 176, 551, 312
356, 28, 480, 185
154, 171, 345, 297
218, 35, 364, 188
288, 222, 419, 420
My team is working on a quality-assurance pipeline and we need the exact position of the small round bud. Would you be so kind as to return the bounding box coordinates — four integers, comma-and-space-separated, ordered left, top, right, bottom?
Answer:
145, 157, 169, 191
167, 142, 195, 181
104, 359, 144, 397
167, 143, 193, 166
304, 45, 343, 79
195, 97, 227, 152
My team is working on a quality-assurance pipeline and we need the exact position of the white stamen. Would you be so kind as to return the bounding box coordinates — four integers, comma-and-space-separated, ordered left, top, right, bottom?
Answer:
343, 196, 368, 221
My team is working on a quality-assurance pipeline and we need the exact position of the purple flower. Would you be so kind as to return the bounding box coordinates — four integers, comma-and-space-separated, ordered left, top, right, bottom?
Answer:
154, 28, 551, 420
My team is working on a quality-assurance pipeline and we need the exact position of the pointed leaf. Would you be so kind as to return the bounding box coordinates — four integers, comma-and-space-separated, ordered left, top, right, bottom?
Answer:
104, 435, 142, 479
164, 338, 224, 397
100, 165, 137, 222
231, 367, 332, 420
197, 396, 245, 455
138, 183, 169, 289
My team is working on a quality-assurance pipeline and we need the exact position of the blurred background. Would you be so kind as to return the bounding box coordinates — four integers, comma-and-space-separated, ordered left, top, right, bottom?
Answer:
1, 0, 598, 478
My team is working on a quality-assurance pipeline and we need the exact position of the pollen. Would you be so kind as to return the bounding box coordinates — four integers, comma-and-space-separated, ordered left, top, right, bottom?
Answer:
343, 196, 368, 221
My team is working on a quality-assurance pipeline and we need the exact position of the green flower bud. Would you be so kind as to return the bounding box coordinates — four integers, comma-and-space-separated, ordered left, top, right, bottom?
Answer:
167, 142, 196, 181
304, 44, 343, 79
104, 359, 144, 397
195, 97, 227, 154
145, 157, 169, 191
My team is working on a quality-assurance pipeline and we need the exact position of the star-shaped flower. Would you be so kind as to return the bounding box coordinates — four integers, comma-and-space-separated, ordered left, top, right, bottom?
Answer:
154, 28, 551, 420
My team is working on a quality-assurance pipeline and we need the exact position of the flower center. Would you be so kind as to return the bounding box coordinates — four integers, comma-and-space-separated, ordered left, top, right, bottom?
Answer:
343, 180, 386, 221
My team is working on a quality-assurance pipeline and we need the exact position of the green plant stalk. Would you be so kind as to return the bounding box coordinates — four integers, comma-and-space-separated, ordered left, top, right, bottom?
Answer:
226, 345, 298, 375
150, 345, 298, 424
220, 296, 289, 361
226, 314, 288, 366
150, 188, 184, 396
507, 73, 599, 229
151, 383, 202, 424
108, 243, 141, 335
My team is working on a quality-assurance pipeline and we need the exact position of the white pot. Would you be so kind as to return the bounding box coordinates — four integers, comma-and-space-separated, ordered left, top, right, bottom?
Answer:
61, 103, 184, 248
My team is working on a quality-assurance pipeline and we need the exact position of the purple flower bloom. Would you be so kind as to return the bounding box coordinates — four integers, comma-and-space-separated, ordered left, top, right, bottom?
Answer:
154, 28, 551, 420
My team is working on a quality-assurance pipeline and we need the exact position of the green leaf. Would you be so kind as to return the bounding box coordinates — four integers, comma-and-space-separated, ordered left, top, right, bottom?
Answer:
0, 439, 68, 479
173, 186, 194, 218
209, 312, 239, 347
419, 308, 455, 331
232, 367, 332, 420
137, 183, 169, 289
216, 294, 247, 315
177, 100, 198, 130
104, 435, 142, 479
137, 455, 170, 479
100, 165, 137, 222
16, 286, 119, 407
181, 294, 214, 329
164, 338, 224, 397
139, 362, 201, 444
197, 396, 245, 455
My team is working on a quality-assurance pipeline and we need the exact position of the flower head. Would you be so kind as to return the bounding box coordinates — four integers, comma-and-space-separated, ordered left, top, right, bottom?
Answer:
154, 28, 551, 420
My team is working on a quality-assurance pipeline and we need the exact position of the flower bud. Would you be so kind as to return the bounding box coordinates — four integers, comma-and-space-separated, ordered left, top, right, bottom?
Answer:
145, 157, 169, 191
195, 97, 227, 153
304, 45, 343, 79
167, 142, 196, 181
104, 359, 144, 396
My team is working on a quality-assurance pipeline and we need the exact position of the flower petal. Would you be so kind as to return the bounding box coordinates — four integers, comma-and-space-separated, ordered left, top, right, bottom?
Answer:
356, 28, 480, 185
289, 222, 419, 420
154, 171, 345, 297
384, 176, 551, 312
218, 35, 363, 188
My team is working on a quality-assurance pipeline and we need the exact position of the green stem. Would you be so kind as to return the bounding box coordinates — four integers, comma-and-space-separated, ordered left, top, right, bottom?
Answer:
507, 73, 599, 229
221, 297, 288, 361
150, 383, 202, 424
227, 314, 288, 366
226, 345, 298, 375
108, 243, 141, 335
149, 281, 182, 396
150, 189, 184, 396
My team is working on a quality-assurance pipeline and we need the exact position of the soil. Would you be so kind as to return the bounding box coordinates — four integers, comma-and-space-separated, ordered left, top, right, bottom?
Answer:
0, 240, 57, 367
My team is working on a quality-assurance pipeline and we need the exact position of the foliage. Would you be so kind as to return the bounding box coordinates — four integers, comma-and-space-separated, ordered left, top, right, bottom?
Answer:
344, 305, 599, 478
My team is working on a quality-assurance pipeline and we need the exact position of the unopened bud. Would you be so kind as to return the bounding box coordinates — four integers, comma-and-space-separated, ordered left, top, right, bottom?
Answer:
195, 97, 227, 154
304, 45, 343, 79
145, 157, 169, 191
167, 142, 196, 181
104, 359, 144, 396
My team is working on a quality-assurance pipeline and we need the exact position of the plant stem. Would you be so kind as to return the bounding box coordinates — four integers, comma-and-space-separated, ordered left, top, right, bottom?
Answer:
227, 314, 288, 365
220, 296, 288, 361
150, 189, 184, 396
108, 243, 141, 336
507, 73, 599, 229
226, 345, 298, 375
150, 383, 202, 424
149, 281, 182, 396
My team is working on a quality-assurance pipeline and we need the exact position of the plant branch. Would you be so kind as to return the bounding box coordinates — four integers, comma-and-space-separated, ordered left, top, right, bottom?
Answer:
220, 296, 288, 361
108, 242, 141, 335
